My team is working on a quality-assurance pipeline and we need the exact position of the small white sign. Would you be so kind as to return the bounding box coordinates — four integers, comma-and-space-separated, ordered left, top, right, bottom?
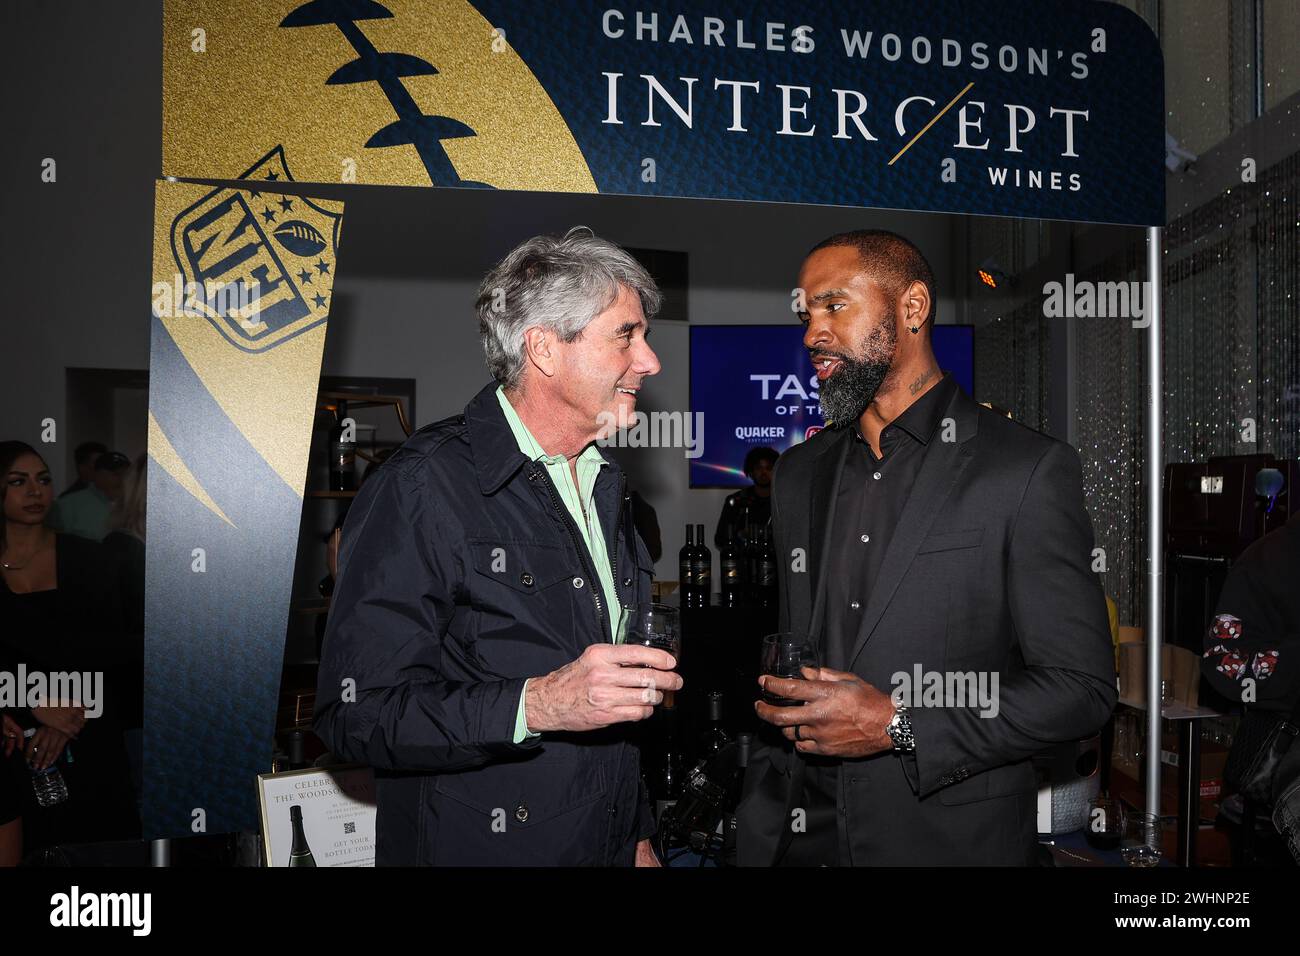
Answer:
256, 765, 377, 867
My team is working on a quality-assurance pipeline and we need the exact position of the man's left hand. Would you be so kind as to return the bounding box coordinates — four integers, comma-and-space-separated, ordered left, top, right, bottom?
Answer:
754, 668, 895, 758
634, 838, 661, 867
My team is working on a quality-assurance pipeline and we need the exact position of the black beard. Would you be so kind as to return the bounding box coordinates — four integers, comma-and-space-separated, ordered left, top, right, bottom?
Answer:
818, 354, 893, 426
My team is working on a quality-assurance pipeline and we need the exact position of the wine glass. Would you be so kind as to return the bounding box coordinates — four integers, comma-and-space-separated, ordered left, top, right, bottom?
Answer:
1119, 810, 1163, 867
618, 603, 681, 707
1085, 795, 1124, 851
759, 633, 818, 706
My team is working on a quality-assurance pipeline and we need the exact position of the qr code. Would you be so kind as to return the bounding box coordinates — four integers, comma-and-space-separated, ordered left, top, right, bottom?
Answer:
343, 821, 356, 835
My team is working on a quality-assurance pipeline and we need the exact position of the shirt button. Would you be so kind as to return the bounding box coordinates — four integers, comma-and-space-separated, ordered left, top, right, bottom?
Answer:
515, 804, 529, 823
520, 573, 534, 586
623, 578, 633, 588
572, 577, 584, 589
873, 472, 882, 480
850, 600, 861, 610
860, 534, 870, 543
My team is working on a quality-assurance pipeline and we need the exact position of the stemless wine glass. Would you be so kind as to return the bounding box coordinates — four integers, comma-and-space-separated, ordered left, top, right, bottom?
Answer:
1119, 810, 1163, 867
1085, 794, 1125, 852
759, 633, 819, 706
619, 603, 681, 707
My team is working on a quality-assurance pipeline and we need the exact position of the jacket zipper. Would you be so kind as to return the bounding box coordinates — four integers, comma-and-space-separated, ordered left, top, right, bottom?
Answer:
527, 465, 614, 644
612, 474, 626, 606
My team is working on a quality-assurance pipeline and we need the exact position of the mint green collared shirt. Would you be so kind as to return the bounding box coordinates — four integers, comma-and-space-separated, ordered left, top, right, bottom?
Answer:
496, 387, 623, 742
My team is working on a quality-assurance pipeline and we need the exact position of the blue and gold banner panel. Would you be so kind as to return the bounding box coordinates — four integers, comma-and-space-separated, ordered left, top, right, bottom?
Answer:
144, 168, 343, 837
162, 0, 1163, 226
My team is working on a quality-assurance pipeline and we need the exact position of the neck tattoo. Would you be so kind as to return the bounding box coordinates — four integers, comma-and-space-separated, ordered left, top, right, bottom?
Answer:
909, 369, 937, 395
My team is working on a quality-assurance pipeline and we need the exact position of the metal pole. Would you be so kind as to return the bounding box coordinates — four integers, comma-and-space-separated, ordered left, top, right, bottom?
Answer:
151, 838, 171, 867
1145, 226, 1164, 851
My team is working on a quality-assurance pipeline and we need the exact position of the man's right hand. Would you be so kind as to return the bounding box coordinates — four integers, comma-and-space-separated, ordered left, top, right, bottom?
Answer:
525, 644, 682, 733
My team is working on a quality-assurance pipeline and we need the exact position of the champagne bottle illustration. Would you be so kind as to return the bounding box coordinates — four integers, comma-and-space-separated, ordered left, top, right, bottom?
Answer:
288, 805, 317, 867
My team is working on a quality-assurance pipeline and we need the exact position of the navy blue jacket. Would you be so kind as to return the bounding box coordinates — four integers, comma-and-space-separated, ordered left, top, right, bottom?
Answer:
315, 382, 657, 865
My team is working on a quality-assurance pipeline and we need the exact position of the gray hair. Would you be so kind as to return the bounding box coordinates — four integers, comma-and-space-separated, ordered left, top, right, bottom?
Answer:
476, 226, 662, 389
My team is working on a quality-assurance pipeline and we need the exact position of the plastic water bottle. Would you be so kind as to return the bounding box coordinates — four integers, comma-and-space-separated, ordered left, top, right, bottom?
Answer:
23, 728, 69, 807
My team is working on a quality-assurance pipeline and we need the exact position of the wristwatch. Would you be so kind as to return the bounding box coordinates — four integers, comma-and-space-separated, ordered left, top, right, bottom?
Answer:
886, 700, 915, 753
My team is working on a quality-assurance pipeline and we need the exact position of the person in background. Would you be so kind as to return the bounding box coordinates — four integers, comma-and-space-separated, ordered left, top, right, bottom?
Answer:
46, 450, 130, 542
101, 452, 147, 637
1201, 508, 1300, 864
59, 442, 107, 499
713, 446, 778, 549
101, 451, 148, 807
630, 489, 662, 563
0, 440, 140, 856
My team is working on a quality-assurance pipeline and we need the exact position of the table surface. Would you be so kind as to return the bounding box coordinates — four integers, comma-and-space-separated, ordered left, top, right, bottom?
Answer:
1117, 697, 1225, 721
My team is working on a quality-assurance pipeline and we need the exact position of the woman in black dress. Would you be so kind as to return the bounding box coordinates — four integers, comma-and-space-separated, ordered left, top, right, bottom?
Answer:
0, 441, 140, 857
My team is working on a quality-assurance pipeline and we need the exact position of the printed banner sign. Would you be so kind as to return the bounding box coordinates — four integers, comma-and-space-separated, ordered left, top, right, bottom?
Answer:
144, 161, 344, 837
162, 0, 1164, 226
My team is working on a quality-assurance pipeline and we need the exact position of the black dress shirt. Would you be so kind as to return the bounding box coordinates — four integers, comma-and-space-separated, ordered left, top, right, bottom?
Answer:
822, 373, 957, 670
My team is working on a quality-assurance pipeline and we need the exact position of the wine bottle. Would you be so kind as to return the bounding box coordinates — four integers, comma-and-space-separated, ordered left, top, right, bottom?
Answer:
328, 401, 356, 492
742, 505, 760, 605
758, 524, 778, 609
699, 690, 729, 756
653, 707, 684, 822
678, 524, 695, 604
287, 730, 308, 770
722, 732, 753, 867
288, 805, 317, 867
691, 523, 711, 609
719, 529, 741, 608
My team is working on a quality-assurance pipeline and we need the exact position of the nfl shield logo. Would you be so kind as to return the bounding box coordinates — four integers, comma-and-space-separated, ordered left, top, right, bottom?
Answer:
169, 147, 342, 352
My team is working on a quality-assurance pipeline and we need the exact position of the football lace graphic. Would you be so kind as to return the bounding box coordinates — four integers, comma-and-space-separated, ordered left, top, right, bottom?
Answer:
280, 0, 490, 188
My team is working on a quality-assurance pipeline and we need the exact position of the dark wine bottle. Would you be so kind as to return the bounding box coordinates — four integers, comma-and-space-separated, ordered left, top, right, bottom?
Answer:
653, 707, 684, 822
699, 690, 729, 756
691, 523, 711, 609
328, 401, 356, 492
678, 524, 695, 603
742, 506, 760, 605
719, 529, 741, 608
722, 732, 753, 867
758, 523, 778, 609
287, 730, 308, 770
288, 805, 317, 867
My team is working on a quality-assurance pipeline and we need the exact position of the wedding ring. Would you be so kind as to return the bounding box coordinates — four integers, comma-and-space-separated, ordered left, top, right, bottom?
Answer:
793, 726, 803, 741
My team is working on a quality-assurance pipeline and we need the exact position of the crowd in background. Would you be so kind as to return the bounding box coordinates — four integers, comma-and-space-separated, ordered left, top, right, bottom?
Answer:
1, 439, 145, 866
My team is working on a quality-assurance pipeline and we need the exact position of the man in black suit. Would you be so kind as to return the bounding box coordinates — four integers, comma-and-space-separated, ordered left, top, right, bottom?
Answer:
736, 230, 1117, 866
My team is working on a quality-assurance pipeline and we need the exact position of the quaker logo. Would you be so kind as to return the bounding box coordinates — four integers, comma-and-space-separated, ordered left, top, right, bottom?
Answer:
804, 426, 824, 441
169, 146, 342, 353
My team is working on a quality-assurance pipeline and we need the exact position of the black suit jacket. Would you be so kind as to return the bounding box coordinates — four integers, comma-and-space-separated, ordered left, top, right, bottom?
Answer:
736, 384, 1117, 866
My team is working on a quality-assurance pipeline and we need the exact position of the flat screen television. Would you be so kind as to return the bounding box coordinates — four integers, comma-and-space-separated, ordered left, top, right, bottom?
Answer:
689, 324, 974, 488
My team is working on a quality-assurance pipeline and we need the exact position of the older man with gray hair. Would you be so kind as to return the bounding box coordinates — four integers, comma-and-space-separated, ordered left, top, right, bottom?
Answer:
315, 227, 676, 866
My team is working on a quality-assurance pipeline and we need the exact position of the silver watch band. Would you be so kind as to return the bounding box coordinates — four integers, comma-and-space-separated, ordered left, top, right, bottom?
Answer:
887, 701, 915, 752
